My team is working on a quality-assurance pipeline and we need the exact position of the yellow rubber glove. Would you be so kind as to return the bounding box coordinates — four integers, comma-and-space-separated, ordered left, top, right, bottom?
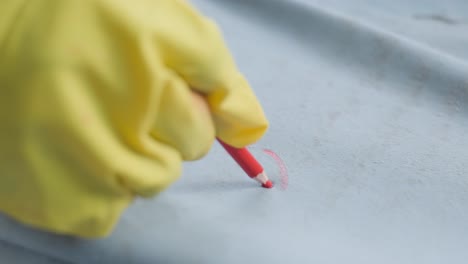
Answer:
0, 0, 268, 238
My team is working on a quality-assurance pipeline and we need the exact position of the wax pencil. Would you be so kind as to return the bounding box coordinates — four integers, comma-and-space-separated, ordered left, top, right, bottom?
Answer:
217, 139, 273, 188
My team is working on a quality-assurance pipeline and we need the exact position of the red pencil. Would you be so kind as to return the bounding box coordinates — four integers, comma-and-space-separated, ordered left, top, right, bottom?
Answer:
217, 138, 273, 189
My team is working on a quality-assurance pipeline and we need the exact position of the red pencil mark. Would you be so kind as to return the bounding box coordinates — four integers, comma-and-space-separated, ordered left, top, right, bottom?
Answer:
262, 149, 288, 190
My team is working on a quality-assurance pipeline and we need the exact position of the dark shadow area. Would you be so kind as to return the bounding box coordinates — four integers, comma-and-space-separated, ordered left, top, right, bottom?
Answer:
0, 238, 70, 264
171, 180, 259, 193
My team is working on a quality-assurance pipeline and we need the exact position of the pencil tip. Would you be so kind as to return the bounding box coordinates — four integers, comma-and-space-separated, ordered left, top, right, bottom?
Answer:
262, 180, 273, 189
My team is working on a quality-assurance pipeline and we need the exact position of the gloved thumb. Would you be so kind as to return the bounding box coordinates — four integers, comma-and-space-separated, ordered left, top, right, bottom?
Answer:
154, 1, 269, 147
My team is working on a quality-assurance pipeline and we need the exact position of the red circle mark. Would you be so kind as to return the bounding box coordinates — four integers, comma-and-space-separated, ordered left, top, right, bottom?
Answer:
262, 149, 288, 190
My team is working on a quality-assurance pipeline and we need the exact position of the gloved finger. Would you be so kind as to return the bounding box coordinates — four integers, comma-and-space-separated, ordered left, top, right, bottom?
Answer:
151, 1, 269, 148
150, 69, 216, 161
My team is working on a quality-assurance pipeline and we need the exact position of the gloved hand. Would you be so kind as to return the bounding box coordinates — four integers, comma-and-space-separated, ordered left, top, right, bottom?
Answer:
0, 0, 268, 238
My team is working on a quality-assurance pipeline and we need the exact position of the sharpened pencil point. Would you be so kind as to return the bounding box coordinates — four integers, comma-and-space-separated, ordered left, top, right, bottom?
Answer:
262, 180, 273, 189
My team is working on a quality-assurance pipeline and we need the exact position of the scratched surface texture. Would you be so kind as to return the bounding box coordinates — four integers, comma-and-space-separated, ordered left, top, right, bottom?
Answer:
1, 0, 468, 263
